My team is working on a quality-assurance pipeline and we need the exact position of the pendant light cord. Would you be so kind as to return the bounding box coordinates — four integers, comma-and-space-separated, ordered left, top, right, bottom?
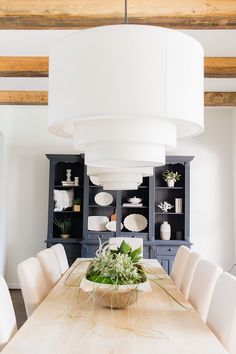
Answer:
125, 0, 128, 24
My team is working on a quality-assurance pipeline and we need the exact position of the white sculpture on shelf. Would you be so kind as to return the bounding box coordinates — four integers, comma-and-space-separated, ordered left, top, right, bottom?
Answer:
66, 169, 72, 182
158, 201, 174, 213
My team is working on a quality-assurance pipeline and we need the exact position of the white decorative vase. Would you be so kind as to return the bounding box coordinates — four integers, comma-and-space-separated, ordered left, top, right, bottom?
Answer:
160, 221, 171, 240
167, 179, 175, 187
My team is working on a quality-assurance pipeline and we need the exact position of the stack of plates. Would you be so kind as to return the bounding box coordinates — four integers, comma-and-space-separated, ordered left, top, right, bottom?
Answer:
62, 181, 75, 187
88, 216, 109, 231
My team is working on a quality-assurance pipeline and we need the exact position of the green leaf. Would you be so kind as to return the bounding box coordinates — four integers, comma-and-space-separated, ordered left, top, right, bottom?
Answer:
118, 240, 132, 254
87, 274, 114, 284
130, 247, 142, 263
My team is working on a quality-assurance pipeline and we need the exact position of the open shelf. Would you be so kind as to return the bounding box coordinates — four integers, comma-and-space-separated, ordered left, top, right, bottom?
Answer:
54, 211, 82, 214
89, 205, 115, 208
155, 187, 184, 189
46, 237, 82, 243
54, 185, 83, 189
121, 206, 148, 209
155, 212, 184, 215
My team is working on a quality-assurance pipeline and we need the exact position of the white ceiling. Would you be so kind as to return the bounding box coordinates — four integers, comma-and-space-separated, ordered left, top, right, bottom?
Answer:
0, 29, 235, 92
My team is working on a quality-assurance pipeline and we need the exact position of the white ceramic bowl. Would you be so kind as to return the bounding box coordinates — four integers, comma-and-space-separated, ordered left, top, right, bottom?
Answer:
128, 196, 142, 205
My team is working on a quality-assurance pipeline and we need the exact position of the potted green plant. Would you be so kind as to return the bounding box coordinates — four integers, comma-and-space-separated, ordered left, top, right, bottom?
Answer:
84, 240, 150, 308
162, 170, 181, 187
54, 218, 72, 239
73, 198, 81, 212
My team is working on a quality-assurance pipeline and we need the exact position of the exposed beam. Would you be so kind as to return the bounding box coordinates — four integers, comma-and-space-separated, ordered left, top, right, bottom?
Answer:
1, 57, 236, 78
205, 57, 236, 78
0, 91, 48, 105
128, 0, 236, 29
0, 0, 124, 29
0, 57, 48, 77
0, 0, 236, 29
0, 90, 235, 106
204, 92, 236, 106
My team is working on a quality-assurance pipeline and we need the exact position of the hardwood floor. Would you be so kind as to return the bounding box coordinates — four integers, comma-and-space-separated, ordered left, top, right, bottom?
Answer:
10, 289, 27, 328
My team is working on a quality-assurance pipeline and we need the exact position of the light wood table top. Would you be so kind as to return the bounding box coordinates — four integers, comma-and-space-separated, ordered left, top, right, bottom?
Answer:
3, 259, 228, 354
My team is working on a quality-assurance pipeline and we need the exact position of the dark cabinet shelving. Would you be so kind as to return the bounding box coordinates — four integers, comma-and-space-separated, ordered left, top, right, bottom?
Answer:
46, 154, 193, 272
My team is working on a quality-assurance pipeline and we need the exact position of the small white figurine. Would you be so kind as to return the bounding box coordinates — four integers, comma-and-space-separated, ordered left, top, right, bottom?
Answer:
66, 169, 72, 182
74, 177, 79, 186
158, 201, 174, 213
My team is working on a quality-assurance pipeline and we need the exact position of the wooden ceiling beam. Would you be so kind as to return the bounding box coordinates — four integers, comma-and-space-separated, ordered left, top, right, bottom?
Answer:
0, 57, 48, 77
0, 91, 48, 105
1, 57, 236, 78
204, 92, 236, 106
0, 90, 235, 106
205, 57, 236, 78
0, 0, 236, 29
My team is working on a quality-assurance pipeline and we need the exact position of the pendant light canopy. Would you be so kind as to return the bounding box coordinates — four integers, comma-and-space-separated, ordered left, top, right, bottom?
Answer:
48, 24, 204, 188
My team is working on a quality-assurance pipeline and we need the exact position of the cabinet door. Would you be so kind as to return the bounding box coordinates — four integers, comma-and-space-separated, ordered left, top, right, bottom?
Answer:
156, 255, 174, 274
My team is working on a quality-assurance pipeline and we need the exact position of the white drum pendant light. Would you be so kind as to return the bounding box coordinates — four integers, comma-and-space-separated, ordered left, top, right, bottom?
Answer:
48, 24, 204, 169
87, 166, 153, 190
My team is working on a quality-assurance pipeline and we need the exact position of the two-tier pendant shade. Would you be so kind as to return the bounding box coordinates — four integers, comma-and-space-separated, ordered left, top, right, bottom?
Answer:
48, 25, 204, 189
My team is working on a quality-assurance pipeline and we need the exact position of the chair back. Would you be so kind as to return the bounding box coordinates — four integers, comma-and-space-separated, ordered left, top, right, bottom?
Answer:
17, 257, 48, 318
180, 251, 202, 298
51, 244, 69, 275
188, 259, 222, 321
170, 246, 191, 289
0, 276, 17, 350
207, 272, 236, 353
37, 248, 61, 290
108, 237, 143, 257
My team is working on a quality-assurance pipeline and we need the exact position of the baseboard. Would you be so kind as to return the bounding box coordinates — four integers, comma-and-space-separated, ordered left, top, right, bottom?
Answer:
8, 283, 21, 289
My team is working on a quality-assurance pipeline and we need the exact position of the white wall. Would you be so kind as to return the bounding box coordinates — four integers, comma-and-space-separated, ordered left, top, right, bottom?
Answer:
231, 108, 236, 275
3, 106, 235, 286
0, 107, 13, 276
5, 106, 75, 287
172, 108, 234, 270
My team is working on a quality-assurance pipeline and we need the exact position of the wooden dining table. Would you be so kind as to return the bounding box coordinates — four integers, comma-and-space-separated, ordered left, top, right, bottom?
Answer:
2, 259, 228, 354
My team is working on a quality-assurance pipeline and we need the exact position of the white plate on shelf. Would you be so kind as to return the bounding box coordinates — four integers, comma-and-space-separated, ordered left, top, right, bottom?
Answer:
106, 221, 123, 232
124, 214, 148, 232
94, 192, 113, 206
88, 216, 109, 231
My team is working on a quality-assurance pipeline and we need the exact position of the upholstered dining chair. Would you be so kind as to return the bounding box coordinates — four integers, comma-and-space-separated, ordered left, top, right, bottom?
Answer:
37, 248, 61, 290
188, 259, 222, 322
180, 251, 202, 298
0, 276, 17, 351
206, 272, 236, 353
108, 237, 143, 257
17, 257, 48, 318
51, 244, 69, 275
170, 246, 191, 289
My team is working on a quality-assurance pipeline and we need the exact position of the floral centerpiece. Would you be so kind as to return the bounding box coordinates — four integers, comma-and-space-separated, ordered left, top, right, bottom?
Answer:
84, 239, 151, 308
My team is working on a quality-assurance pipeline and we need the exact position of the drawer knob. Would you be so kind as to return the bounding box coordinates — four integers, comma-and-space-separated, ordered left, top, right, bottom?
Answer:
168, 248, 172, 252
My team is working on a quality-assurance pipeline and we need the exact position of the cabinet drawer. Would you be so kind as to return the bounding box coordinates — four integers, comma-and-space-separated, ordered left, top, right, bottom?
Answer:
85, 244, 99, 258
157, 245, 179, 254
120, 233, 148, 241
